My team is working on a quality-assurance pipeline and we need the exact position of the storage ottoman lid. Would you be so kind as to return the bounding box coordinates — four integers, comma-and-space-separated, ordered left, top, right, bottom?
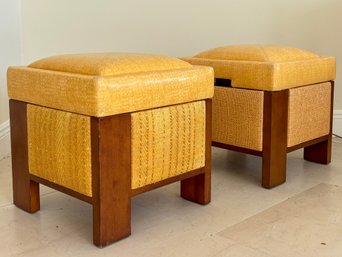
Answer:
8, 53, 214, 117
183, 45, 336, 91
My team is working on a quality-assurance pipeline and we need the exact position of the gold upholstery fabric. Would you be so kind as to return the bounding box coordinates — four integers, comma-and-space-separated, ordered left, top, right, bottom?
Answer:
29, 53, 192, 76
27, 104, 92, 197
213, 87, 264, 151
287, 82, 331, 147
131, 101, 206, 189
212, 82, 331, 150
8, 53, 214, 117
27, 101, 206, 195
183, 45, 336, 91
194, 45, 319, 62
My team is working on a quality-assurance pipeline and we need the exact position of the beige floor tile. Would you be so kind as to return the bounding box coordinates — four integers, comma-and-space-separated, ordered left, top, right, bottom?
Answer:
0, 141, 341, 256
0, 155, 13, 207
213, 243, 274, 257
0, 155, 55, 208
219, 183, 342, 257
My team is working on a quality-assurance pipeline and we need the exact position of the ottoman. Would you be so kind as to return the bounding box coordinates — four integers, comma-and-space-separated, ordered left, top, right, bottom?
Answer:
7, 53, 214, 247
183, 45, 336, 188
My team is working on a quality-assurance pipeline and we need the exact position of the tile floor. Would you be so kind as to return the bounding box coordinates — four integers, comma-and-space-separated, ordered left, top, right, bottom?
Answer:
0, 137, 342, 257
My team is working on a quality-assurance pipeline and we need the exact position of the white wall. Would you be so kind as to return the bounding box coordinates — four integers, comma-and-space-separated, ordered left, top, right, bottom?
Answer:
0, 0, 22, 158
0, 0, 22, 124
1, 0, 342, 157
20, 0, 342, 110
334, 111, 342, 136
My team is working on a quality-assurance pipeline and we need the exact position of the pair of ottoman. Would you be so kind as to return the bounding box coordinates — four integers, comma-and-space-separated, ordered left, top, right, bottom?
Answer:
7, 45, 336, 247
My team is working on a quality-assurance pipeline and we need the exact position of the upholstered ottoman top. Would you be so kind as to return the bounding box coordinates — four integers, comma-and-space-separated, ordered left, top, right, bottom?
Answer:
8, 53, 214, 117
183, 45, 336, 91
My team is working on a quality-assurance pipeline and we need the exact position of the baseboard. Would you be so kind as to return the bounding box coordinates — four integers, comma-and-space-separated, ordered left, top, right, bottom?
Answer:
333, 110, 342, 136
0, 120, 10, 160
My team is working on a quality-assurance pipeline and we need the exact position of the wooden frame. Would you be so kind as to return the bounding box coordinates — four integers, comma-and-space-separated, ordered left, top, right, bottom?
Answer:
212, 81, 334, 189
10, 100, 40, 213
9, 99, 212, 248
261, 90, 288, 188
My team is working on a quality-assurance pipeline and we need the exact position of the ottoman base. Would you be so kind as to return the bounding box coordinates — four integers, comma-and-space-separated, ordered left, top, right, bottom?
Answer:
10, 99, 212, 247
212, 82, 334, 189
213, 136, 331, 189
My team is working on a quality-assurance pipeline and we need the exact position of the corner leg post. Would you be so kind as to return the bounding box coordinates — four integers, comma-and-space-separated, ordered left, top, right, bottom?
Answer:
10, 100, 40, 213
181, 99, 212, 204
91, 115, 131, 247
262, 91, 288, 189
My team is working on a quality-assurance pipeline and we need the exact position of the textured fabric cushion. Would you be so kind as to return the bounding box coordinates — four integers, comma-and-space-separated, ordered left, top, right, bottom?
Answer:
29, 53, 192, 76
8, 53, 214, 117
183, 45, 336, 91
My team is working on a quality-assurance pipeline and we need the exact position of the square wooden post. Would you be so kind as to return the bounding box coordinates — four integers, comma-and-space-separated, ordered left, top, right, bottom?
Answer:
9, 100, 40, 213
262, 91, 288, 189
91, 114, 132, 247
180, 99, 212, 204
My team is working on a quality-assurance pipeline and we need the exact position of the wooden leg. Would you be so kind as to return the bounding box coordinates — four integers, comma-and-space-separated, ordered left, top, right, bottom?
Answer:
304, 136, 331, 164
181, 169, 211, 205
181, 99, 212, 204
262, 91, 288, 189
9, 100, 40, 213
91, 114, 131, 248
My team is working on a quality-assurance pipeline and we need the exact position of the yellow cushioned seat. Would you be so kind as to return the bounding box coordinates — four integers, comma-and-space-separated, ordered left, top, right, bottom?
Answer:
8, 53, 213, 117
183, 45, 336, 91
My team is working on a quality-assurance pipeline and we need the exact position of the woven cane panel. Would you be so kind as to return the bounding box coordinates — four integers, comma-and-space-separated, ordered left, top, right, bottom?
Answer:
27, 105, 92, 197
131, 101, 206, 189
287, 82, 331, 147
212, 87, 264, 151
